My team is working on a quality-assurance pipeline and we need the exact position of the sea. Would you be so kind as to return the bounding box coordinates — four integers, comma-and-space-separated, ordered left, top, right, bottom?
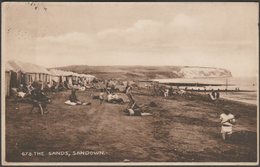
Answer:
153, 77, 258, 105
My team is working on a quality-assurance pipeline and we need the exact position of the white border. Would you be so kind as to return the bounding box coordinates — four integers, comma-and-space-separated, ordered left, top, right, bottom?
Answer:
1, 2, 259, 166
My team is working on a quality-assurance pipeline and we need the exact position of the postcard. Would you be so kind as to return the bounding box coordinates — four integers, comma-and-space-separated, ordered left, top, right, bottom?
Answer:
1, 2, 259, 166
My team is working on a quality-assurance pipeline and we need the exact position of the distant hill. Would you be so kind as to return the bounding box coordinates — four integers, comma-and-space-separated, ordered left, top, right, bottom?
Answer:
54, 65, 232, 80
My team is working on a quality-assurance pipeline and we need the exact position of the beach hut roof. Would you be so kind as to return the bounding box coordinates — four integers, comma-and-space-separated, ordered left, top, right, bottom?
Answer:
83, 74, 96, 78
8, 60, 50, 74
71, 72, 80, 77
49, 69, 67, 76
78, 73, 87, 77
85, 74, 96, 78
72, 73, 96, 79
5, 62, 15, 72
49, 69, 79, 77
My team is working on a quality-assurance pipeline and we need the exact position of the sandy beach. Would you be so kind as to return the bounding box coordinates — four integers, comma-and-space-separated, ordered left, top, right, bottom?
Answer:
5, 88, 257, 162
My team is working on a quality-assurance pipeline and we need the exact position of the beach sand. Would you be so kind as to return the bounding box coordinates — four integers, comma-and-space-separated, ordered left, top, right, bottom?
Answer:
5, 89, 257, 162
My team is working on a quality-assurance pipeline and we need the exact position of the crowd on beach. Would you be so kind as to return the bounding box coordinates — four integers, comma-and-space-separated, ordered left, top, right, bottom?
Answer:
8, 78, 236, 142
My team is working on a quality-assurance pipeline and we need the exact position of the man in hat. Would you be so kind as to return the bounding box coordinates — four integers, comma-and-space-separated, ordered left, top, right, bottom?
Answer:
220, 106, 236, 141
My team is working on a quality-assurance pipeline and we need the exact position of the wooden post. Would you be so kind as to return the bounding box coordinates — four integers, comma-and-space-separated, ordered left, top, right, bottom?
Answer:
225, 78, 229, 94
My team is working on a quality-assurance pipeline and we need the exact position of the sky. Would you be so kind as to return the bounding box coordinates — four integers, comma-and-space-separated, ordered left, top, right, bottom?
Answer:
2, 2, 258, 77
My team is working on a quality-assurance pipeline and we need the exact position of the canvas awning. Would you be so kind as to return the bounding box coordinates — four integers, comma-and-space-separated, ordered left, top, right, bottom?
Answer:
8, 60, 50, 74
49, 69, 75, 77
5, 62, 15, 72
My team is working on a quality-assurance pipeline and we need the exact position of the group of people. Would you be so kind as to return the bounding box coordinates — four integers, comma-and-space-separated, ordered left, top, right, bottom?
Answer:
64, 80, 128, 106
12, 78, 237, 142
130, 82, 238, 141
13, 81, 51, 114
152, 85, 174, 97
48, 80, 70, 92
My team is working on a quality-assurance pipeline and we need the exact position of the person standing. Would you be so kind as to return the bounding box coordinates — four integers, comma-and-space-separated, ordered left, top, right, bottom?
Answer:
99, 88, 105, 104
31, 87, 50, 114
164, 88, 169, 97
220, 107, 236, 141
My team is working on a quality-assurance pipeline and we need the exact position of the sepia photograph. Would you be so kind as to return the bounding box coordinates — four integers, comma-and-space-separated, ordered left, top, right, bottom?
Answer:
1, 2, 259, 166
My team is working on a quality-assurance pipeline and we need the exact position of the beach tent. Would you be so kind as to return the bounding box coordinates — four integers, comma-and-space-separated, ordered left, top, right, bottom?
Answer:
71, 72, 80, 83
7, 60, 51, 87
48, 69, 62, 83
49, 69, 78, 85
49, 69, 68, 84
49, 69, 60, 80
84, 74, 96, 82
5, 62, 15, 96
76, 74, 96, 84
48, 68, 97, 86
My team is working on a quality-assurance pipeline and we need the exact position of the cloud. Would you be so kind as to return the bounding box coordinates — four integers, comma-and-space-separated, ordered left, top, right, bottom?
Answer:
6, 13, 257, 77
36, 14, 257, 54
38, 32, 95, 47
97, 19, 164, 46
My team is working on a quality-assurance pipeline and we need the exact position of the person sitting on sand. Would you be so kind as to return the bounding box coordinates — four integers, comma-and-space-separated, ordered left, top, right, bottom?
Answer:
107, 93, 124, 104
69, 89, 82, 105
220, 107, 236, 141
178, 89, 186, 96
125, 100, 152, 116
209, 90, 220, 102
127, 101, 142, 116
58, 82, 66, 91
125, 84, 134, 102
125, 84, 132, 94
17, 84, 27, 93
65, 89, 91, 106
16, 84, 28, 98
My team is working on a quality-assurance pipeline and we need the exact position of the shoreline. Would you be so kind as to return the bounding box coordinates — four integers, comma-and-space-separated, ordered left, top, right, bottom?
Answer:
220, 97, 257, 106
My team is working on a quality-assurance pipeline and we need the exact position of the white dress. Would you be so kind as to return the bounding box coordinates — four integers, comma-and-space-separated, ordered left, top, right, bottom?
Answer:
220, 113, 235, 134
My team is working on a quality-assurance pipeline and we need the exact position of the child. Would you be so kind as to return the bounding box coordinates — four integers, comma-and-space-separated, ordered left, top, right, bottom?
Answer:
220, 107, 236, 141
164, 88, 169, 97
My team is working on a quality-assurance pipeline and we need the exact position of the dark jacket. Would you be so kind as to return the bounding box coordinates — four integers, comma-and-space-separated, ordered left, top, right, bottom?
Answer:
69, 93, 78, 103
